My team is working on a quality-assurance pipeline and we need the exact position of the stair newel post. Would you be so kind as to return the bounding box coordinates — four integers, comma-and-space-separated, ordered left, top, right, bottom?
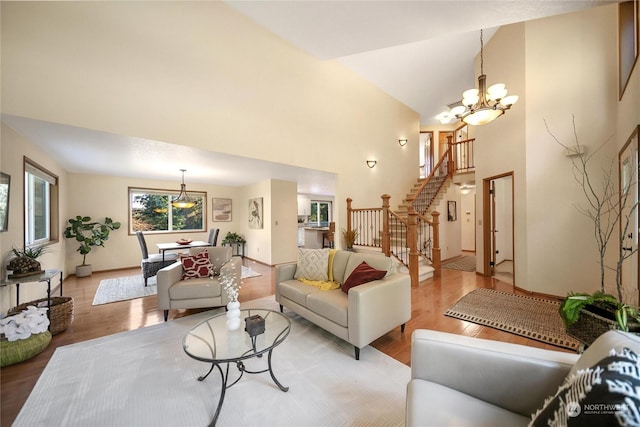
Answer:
447, 135, 455, 177
431, 210, 441, 277
346, 198, 353, 248
407, 202, 419, 287
381, 194, 391, 257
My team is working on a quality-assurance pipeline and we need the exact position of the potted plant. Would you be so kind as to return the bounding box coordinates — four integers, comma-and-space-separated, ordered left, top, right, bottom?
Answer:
64, 216, 121, 277
221, 232, 246, 245
6, 245, 49, 278
342, 228, 359, 251
548, 119, 640, 343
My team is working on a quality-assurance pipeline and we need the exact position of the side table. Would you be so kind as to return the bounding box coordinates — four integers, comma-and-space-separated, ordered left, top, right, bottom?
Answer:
0, 269, 63, 308
222, 242, 245, 258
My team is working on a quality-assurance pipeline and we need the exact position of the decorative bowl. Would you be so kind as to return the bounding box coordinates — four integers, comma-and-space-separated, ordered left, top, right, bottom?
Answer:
176, 239, 193, 245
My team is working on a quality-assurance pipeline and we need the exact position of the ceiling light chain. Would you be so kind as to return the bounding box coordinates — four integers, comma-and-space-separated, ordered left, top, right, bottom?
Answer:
436, 29, 519, 126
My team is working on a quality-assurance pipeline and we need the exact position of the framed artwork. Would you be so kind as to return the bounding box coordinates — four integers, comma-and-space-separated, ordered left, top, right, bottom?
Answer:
619, 0, 639, 99
447, 200, 457, 222
212, 198, 232, 222
0, 173, 9, 232
249, 197, 263, 229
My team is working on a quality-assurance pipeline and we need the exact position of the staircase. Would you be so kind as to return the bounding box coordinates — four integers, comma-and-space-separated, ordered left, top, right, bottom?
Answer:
346, 136, 475, 287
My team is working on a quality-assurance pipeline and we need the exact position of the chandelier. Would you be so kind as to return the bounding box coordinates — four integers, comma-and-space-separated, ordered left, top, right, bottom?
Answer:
436, 30, 518, 126
172, 169, 195, 209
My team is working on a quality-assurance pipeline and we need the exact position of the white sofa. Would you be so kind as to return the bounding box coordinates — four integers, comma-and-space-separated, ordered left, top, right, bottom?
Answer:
156, 246, 241, 321
275, 249, 411, 360
406, 329, 640, 426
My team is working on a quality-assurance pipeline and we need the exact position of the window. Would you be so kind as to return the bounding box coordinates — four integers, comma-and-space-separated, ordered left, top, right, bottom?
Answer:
129, 187, 206, 233
24, 158, 59, 246
309, 200, 331, 227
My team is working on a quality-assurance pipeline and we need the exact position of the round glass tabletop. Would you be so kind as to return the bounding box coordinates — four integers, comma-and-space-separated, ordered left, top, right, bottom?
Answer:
183, 308, 291, 363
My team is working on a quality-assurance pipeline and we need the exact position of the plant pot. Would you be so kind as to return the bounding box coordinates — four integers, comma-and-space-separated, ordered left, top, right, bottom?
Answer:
75, 264, 92, 277
567, 304, 640, 346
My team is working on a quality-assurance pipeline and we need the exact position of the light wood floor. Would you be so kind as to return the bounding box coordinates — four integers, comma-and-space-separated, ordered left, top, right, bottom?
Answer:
0, 257, 571, 425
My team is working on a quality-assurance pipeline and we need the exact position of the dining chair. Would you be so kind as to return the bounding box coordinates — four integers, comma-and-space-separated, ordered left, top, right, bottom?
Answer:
208, 228, 220, 246
323, 222, 335, 248
136, 231, 179, 286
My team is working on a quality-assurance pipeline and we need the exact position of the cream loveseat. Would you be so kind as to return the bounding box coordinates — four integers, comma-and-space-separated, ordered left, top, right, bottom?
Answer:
275, 249, 411, 360
406, 329, 640, 426
157, 246, 241, 321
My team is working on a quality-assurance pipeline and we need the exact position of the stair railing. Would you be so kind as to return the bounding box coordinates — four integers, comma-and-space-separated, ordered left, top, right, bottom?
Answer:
346, 195, 440, 286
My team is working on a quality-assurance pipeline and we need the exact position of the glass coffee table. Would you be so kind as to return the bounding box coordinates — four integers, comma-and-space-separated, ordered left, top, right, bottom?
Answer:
183, 308, 291, 426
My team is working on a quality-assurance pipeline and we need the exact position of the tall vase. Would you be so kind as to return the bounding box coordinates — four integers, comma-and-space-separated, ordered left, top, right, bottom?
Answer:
226, 300, 241, 331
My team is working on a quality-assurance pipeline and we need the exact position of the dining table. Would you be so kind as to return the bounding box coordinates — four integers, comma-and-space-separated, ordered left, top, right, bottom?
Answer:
156, 240, 210, 262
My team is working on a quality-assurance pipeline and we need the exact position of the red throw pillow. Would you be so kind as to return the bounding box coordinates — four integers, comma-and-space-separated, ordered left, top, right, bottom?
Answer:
341, 261, 387, 293
180, 251, 212, 280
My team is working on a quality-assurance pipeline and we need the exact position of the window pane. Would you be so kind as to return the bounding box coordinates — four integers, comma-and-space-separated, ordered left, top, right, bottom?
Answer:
131, 193, 170, 231
129, 188, 206, 233
32, 176, 48, 241
171, 197, 203, 230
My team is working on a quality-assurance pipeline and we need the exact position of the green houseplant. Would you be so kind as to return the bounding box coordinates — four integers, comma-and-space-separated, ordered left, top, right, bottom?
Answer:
548, 119, 640, 340
64, 216, 121, 277
7, 245, 50, 277
221, 232, 246, 245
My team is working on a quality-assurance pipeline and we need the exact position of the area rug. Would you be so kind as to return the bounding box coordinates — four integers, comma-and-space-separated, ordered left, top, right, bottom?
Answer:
445, 288, 580, 351
92, 266, 262, 306
15, 297, 409, 426
442, 255, 476, 272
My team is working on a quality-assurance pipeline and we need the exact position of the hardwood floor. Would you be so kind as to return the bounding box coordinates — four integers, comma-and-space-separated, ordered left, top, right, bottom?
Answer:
0, 257, 571, 425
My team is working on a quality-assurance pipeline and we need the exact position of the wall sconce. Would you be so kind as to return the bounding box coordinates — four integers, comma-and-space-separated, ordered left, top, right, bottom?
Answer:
366, 160, 377, 168
398, 139, 408, 147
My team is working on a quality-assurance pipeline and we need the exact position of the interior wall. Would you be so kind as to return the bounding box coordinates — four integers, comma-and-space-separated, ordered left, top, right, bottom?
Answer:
1, 1, 420, 236
523, 5, 618, 296
460, 189, 476, 252
474, 23, 527, 281
65, 173, 245, 274
433, 183, 462, 261
0, 123, 69, 314
270, 180, 298, 265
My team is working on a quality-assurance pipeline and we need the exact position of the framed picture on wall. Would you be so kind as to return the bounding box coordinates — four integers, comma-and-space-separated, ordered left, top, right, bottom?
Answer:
249, 197, 263, 229
0, 172, 9, 232
212, 198, 232, 222
448, 200, 457, 221
619, 0, 639, 99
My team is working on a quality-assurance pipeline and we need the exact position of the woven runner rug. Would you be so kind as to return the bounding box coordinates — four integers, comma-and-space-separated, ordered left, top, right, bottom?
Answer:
442, 255, 476, 272
445, 288, 579, 351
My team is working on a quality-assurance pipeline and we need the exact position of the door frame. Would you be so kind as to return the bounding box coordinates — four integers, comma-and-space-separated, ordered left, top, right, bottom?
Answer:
618, 125, 639, 301
482, 172, 515, 281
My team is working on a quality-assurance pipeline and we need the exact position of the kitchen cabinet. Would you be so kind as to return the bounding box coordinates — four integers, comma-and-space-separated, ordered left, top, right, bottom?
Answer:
297, 196, 311, 216
303, 227, 329, 249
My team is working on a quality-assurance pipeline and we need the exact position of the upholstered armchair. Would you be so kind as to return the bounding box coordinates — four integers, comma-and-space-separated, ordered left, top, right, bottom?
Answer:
156, 246, 241, 321
136, 231, 178, 286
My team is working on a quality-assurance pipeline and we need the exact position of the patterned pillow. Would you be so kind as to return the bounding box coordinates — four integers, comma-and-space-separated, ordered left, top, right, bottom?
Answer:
529, 347, 640, 426
180, 251, 212, 280
294, 248, 329, 281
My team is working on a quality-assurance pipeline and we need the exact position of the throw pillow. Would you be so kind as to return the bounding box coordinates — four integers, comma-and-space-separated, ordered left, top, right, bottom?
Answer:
529, 347, 640, 427
180, 251, 212, 280
341, 261, 387, 293
294, 248, 329, 281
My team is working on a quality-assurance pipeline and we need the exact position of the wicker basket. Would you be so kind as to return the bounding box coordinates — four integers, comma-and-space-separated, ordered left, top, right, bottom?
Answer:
9, 297, 74, 335
567, 306, 640, 346
0, 331, 52, 367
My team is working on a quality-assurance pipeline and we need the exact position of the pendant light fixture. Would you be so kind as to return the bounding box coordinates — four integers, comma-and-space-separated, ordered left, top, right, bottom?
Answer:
436, 30, 519, 126
172, 169, 195, 209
